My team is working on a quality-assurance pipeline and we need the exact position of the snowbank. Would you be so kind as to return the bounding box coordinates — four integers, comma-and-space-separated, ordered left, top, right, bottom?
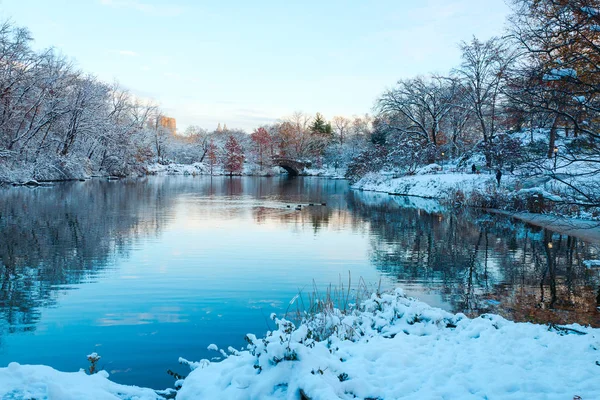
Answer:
0, 363, 164, 400
146, 162, 283, 177
176, 289, 600, 399
353, 170, 495, 198
146, 162, 208, 176
302, 166, 346, 179
2, 290, 599, 399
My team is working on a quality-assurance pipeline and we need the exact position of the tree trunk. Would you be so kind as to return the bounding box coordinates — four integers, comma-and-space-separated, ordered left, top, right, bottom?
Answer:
547, 116, 558, 159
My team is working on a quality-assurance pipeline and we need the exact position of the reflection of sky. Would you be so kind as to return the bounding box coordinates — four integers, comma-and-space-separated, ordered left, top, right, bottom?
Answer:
0, 178, 394, 390
4, 176, 596, 390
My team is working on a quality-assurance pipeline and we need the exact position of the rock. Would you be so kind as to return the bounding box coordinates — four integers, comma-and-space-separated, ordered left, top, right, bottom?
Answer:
23, 180, 40, 187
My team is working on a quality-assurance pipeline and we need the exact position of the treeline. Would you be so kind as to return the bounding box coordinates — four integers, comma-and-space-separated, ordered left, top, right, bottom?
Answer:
347, 0, 600, 181
175, 112, 373, 175
0, 21, 173, 182
0, 15, 374, 181
190, 0, 600, 183
2, 0, 599, 184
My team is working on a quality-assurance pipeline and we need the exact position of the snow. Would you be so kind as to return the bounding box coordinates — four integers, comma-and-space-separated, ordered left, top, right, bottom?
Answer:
584, 260, 600, 269
516, 187, 562, 202
353, 170, 494, 198
511, 128, 549, 146
543, 68, 577, 81
177, 289, 600, 399
3, 290, 599, 399
147, 162, 286, 177
414, 163, 442, 174
302, 166, 346, 179
582, 6, 600, 16
0, 362, 162, 400
351, 129, 600, 219
146, 162, 207, 176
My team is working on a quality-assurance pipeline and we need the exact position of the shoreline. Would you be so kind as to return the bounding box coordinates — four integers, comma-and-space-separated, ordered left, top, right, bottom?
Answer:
1, 289, 599, 399
6, 171, 600, 244
485, 209, 600, 244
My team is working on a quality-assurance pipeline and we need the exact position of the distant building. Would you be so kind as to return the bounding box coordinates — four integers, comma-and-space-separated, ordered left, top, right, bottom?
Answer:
216, 123, 228, 133
159, 116, 177, 135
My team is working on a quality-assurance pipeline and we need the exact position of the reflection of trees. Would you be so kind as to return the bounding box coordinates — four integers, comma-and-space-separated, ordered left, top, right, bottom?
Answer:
0, 180, 174, 336
348, 191, 600, 326
250, 177, 361, 234
3, 175, 599, 341
0, 176, 355, 338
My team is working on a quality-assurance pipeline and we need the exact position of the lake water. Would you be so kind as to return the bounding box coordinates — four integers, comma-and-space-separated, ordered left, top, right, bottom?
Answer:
1, 176, 599, 389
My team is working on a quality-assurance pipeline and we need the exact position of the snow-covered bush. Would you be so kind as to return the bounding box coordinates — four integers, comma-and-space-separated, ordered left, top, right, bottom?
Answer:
174, 288, 600, 399
345, 145, 388, 182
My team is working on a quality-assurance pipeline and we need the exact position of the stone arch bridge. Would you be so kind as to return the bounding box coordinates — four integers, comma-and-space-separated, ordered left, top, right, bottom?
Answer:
271, 157, 310, 176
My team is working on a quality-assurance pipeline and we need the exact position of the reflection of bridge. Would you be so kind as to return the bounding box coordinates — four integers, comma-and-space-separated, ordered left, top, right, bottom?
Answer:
271, 157, 309, 176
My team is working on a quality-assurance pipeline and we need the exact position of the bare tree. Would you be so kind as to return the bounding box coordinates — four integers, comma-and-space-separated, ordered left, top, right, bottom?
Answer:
376, 76, 457, 148
454, 37, 515, 166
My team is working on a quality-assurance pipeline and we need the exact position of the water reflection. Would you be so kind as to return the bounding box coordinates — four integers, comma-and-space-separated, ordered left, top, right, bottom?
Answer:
0, 176, 598, 389
0, 180, 176, 336
347, 191, 600, 325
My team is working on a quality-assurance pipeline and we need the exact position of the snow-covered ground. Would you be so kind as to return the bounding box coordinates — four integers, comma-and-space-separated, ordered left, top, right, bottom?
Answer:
302, 166, 346, 179
146, 162, 282, 177
2, 289, 599, 399
353, 169, 496, 198
0, 363, 166, 400
146, 162, 209, 176
352, 129, 600, 220
146, 162, 347, 179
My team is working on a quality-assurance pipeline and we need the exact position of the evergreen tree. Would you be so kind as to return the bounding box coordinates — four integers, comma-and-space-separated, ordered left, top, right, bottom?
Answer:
310, 113, 328, 134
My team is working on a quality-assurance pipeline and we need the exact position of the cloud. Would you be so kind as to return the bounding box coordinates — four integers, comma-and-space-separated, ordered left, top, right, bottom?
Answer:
160, 101, 283, 132
118, 50, 139, 57
99, 0, 184, 17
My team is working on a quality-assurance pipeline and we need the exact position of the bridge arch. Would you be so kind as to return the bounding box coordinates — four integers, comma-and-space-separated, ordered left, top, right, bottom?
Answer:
271, 157, 308, 176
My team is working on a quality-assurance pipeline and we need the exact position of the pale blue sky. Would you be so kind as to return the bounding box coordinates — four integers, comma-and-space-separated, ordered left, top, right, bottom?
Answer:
0, 0, 510, 132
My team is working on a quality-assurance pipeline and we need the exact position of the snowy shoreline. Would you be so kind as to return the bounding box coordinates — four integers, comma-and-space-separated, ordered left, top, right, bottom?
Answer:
351, 169, 496, 199
352, 166, 600, 221
486, 209, 600, 243
1, 289, 599, 399
0, 162, 347, 187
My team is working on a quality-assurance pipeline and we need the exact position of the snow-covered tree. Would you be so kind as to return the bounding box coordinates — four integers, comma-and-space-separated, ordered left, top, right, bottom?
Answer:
454, 37, 515, 166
